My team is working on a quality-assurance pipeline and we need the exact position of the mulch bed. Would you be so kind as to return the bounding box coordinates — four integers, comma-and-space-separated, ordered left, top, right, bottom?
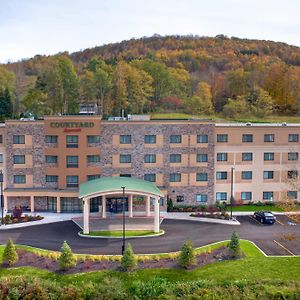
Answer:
3, 216, 43, 225
2, 246, 234, 274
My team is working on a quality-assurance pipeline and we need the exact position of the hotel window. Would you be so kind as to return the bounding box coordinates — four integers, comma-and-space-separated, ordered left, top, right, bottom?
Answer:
87, 135, 100, 143
241, 192, 252, 201
263, 191, 273, 200
170, 135, 182, 144
241, 171, 252, 180
120, 135, 131, 144
176, 195, 184, 202
263, 171, 274, 179
120, 174, 131, 177
13, 135, 25, 144
196, 173, 208, 181
196, 194, 208, 202
14, 175, 26, 184
288, 152, 298, 161
120, 154, 131, 163
288, 170, 298, 179
216, 192, 227, 201
13, 155, 25, 164
288, 134, 299, 142
197, 134, 208, 143
144, 135, 156, 144
197, 153, 208, 162
144, 154, 156, 163
45, 155, 58, 164
216, 171, 227, 180
217, 134, 228, 143
170, 173, 181, 182
87, 155, 100, 163
144, 174, 156, 182
242, 134, 253, 143
0, 135, 2, 143
45, 135, 57, 143
287, 191, 297, 199
264, 134, 275, 142
66, 156, 79, 168
264, 152, 274, 161
66, 135, 78, 148
0, 154, 3, 163
66, 175, 79, 187
46, 175, 58, 183
170, 154, 181, 163
242, 152, 253, 161
217, 153, 227, 161
87, 174, 101, 181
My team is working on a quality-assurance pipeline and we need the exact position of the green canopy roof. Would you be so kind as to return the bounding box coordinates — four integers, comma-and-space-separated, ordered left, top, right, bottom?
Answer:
79, 176, 164, 199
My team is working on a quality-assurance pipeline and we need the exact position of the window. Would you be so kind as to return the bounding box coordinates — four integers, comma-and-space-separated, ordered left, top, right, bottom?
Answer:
263, 171, 274, 179
0, 154, 3, 163
196, 194, 208, 202
0, 135, 2, 143
120, 174, 131, 177
13, 135, 25, 144
66, 156, 79, 168
14, 175, 26, 184
242, 134, 253, 143
217, 153, 227, 161
170, 173, 181, 182
120, 135, 131, 144
144, 135, 156, 144
87, 174, 101, 181
287, 191, 297, 199
288, 152, 298, 161
197, 154, 208, 162
46, 175, 58, 183
288, 170, 298, 179
264, 152, 274, 161
176, 195, 184, 202
263, 191, 273, 200
13, 155, 25, 164
264, 134, 275, 142
288, 134, 299, 142
66, 175, 79, 187
242, 152, 253, 161
217, 134, 228, 143
45, 155, 58, 164
144, 154, 156, 163
196, 173, 208, 181
216, 171, 227, 180
241, 171, 252, 180
216, 192, 227, 201
241, 192, 252, 201
87, 155, 100, 163
144, 174, 156, 182
120, 154, 131, 163
170, 135, 182, 144
197, 134, 208, 143
170, 154, 181, 163
45, 135, 57, 143
87, 135, 100, 143
66, 135, 78, 148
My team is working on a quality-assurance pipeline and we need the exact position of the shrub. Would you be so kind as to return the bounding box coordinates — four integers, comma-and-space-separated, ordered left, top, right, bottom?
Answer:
58, 241, 76, 270
178, 241, 196, 268
167, 198, 174, 212
120, 243, 137, 271
3, 238, 19, 267
12, 206, 22, 219
228, 231, 242, 258
256, 201, 264, 206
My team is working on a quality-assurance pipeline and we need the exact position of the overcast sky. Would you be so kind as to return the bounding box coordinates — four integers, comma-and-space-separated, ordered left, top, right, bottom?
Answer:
0, 0, 299, 63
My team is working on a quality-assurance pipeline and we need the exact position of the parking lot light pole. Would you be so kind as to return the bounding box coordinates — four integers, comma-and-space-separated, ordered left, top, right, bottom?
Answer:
121, 186, 126, 255
0, 170, 3, 225
230, 167, 235, 219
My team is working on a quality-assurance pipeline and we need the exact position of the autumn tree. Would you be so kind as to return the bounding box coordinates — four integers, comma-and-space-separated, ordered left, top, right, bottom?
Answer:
22, 88, 50, 117
223, 96, 248, 118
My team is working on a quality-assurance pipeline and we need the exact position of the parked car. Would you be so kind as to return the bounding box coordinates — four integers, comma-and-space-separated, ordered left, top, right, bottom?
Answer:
253, 211, 276, 224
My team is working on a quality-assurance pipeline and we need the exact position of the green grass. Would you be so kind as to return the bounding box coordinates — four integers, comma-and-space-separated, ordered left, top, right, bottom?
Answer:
82, 230, 163, 237
228, 205, 284, 212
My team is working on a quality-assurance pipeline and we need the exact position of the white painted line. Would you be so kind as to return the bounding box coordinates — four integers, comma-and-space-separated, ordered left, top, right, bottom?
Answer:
275, 219, 285, 226
273, 240, 295, 256
248, 215, 263, 225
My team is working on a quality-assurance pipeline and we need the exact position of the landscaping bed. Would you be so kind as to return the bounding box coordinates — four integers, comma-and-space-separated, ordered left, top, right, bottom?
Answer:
2, 214, 43, 225
81, 230, 164, 237
190, 212, 231, 220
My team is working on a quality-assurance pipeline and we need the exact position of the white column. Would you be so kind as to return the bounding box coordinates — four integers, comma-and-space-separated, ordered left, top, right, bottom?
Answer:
30, 196, 34, 213
129, 194, 133, 218
57, 197, 61, 213
145, 195, 150, 217
3, 194, 7, 212
102, 195, 106, 218
83, 198, 90, 234
154, 197, 160, 233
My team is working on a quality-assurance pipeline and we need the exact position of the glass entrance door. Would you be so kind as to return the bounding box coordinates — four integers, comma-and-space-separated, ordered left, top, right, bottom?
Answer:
106, 197, 128, 213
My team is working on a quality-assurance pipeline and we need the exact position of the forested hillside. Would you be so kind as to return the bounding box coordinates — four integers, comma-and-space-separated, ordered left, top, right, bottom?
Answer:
1, 35, 300, 120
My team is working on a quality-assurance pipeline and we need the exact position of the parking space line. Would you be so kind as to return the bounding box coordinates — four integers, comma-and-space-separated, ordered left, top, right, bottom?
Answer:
273, 240, 295, 256
276, 219, 285, 226
248, 215, 263, 225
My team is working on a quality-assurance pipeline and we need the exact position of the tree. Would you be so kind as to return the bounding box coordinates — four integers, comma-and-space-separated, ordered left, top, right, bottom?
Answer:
247, 88, 274, 117
58, 241, 76, 270
120, 243, 137, 271
22, 88, 50, 117
223, 96, 248, 118
185, 95, 213, 115
178, 241, 196, 268
0, 88, 13, 119
228, 231, 241, 258
113, 61, 128, 115
3, 238, 18, 267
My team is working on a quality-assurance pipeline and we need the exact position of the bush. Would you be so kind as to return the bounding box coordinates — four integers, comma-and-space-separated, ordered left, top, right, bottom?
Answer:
12, 206, 22, 219
178, 241, 196, 268
58, 241, 77, 270
167, 198, 174, 212
228, 231, 242, 258
120, 243, 137, 271
3, 238, 18, 267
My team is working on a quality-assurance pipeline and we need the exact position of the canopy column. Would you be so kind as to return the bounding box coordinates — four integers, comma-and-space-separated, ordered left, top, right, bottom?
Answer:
129, 194, 133, 218
83, 198, 90, 234
154, 197, 160, 233
102, 196, 106, 218
145, 195, 150, 217
30, 196, 34, 213
56, 197, 61, 213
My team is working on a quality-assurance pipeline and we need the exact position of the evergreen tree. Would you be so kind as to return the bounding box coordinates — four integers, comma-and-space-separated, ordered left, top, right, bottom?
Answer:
178, 241, 196, 268
3, 238, 18, 267
58, 241, 77, 270
120, 243, 137, 271
0, 88, 13, 119
228, 231, 242, 258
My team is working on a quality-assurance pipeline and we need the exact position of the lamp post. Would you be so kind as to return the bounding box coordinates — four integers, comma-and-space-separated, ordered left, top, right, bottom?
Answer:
0, 170, 3, 225
230, 167, 235, 219
121, 186, 126, 255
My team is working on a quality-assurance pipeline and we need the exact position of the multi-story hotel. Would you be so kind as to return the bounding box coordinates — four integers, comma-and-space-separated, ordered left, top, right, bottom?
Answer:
0, 115, 299, 213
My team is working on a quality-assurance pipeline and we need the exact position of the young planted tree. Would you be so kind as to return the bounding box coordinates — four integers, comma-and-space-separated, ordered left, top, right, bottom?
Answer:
178, 241, 196, 268
3, 238, 18, 267
228, 231, 242, 258
58, 241, 76, 270
120, 243, 137, 271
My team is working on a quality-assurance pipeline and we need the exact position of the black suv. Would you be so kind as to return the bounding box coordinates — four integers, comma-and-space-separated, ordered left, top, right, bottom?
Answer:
253, 211, 276, 224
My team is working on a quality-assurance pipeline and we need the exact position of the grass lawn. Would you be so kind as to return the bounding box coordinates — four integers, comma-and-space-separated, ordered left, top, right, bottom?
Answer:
227, 205, 283, 212
82, 230, 163, 237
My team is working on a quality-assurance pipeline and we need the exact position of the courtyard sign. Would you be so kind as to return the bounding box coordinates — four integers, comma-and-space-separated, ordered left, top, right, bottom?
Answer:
50, 122, 95, 129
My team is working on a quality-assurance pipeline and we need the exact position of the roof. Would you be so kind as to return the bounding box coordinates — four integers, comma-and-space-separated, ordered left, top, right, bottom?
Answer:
79, 176, 164, 199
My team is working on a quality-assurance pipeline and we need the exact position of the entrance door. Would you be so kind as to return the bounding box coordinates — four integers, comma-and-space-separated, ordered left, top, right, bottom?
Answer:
107, 197, 128, 213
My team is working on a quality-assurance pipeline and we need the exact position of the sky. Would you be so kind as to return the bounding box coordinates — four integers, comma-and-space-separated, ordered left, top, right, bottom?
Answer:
0, 0, 299, 63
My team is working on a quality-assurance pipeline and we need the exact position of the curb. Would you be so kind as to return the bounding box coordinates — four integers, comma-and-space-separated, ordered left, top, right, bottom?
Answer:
78, 230, 165, 239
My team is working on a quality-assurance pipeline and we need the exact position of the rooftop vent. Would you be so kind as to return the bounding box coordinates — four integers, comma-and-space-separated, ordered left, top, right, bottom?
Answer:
282, 122, 287, 126
246, 122, 252, 126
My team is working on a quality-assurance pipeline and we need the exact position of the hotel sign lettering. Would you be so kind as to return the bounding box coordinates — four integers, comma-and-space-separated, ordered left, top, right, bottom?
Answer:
50, 122, 94, 129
